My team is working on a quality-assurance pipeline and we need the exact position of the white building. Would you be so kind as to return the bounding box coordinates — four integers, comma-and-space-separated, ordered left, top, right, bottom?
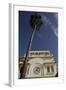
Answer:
19, 51, 58, 78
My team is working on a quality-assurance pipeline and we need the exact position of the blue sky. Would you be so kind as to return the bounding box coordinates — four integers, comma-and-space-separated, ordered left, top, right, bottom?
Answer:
19, 11, 58, 62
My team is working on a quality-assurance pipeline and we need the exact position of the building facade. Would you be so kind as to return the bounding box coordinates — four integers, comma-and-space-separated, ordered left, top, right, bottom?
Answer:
19, 51, 58, 78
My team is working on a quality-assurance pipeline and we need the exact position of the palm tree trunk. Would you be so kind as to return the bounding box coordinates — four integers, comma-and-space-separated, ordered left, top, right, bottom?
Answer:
22, 25, 37, 78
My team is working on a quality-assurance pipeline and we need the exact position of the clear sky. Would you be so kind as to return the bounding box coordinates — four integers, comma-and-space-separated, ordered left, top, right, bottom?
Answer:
19, 11, 58, 62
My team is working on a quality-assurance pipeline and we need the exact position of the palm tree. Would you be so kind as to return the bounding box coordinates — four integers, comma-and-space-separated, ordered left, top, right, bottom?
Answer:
21, 13, 43, 78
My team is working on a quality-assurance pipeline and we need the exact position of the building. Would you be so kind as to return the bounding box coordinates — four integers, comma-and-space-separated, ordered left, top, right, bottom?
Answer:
19, 51, 58, 78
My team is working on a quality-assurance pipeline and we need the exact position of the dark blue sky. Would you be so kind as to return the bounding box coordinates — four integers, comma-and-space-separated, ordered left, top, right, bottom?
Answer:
19, 11, 58, 62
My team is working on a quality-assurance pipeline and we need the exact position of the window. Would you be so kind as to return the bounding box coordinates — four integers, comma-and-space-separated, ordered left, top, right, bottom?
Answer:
33, 67, 40, 74
47, 66, 50, 72
51, 66, 54, 72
